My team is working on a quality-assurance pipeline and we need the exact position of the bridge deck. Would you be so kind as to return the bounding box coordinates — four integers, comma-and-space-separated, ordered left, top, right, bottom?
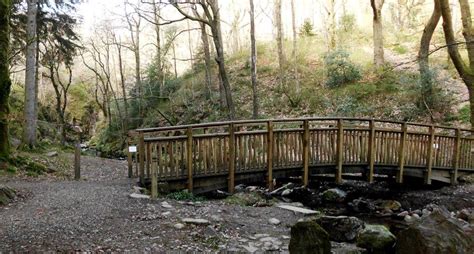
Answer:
128, 118, 474, 196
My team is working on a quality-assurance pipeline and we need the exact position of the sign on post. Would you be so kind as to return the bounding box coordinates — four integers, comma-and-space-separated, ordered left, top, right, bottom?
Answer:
129, 145, 137, 153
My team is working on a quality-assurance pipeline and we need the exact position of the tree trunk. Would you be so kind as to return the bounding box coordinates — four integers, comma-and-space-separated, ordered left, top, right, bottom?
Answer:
0, 0, 12, 161
199, 22, 213, 99
275, 0, 285, 86
23, 0, 38, 148
210, 0, 236, 120
152, 0, 163, 96
439, 0, 474, 127
250, 0, 258, 119
117, 43, 129, 133
371, 0, 385, 67
418, 0, 441, 115
172, 42, 178, 79
328, 0, 336, 50
291, 0, 300, 93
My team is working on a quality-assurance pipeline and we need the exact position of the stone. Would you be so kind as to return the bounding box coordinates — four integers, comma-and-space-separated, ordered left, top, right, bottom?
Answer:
270, 182, 295, 196
397, 207, 474, 254
161, 201, 173, 209
287, 187, 321, 207
456, 209, 471, 222
331, 242, 366, 254
281, 189, 292, 197
269, 218, 281, 225
0, 186, 16, 205
376, 200, 402, 212
356, 225, 396, 252
174, 223, 185, 229
182, 218, 210, 225
241, 244, 258, 253
422, 208, 431, 217
277, 204, 320, 216
161, 211, 171, 216
11, 138, 21, 149
316, 216, 365, 242
348, 198, 376, 214
321, 188, 347, 203
46, 151, 58, 157
289, 221, 331, 254
398, 211, 409, 217
129, 193, 150, 199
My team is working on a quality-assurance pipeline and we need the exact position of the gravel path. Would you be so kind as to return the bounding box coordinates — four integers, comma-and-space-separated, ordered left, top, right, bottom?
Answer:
0, 156, 300, 252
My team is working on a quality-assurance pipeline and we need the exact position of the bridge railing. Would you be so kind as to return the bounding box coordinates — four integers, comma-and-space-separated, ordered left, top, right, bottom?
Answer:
131, 118, 474, 197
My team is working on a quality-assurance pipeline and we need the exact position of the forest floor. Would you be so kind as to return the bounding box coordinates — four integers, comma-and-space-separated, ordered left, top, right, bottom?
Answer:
1, 155, 473, 252
0, 155, 300, 252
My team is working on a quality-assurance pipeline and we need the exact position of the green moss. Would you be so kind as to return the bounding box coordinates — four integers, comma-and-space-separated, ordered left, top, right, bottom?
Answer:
166, 190, 205, 202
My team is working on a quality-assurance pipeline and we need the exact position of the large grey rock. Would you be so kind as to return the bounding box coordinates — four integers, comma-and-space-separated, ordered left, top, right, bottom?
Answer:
356, 224, 396, 252
321, 188, 347, 203
0, 186, 16, 205
289, 221, 331, 254
396, 207, 474, 254
348, 198, 377, 213
316, 215, 365, 242
182, 218, 210, 225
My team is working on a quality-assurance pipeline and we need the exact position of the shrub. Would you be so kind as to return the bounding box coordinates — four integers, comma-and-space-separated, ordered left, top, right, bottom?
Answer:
324, 50, 362, 88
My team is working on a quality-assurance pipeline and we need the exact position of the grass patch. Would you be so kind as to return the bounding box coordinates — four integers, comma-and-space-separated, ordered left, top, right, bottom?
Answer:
166, 190, 206, 202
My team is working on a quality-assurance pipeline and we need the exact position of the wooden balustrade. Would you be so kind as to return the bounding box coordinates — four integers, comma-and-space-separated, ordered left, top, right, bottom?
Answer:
129, 118, 474, 196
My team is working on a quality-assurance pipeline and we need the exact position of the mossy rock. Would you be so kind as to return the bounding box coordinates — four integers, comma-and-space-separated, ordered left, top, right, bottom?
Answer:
225, 192, 274, 207
356, 224, 396, 252
0, 185, 16, 205
289, 221, 331, 254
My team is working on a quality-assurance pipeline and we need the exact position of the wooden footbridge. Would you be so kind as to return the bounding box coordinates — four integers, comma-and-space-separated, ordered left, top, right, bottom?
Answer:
127, 118, 474, 196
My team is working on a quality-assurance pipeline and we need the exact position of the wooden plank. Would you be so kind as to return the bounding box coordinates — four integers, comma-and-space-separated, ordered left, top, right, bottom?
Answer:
151, 144, 158, 199
336, 119, 343, 184
146, 142, 151, 178
228, 123, 236, 193
139, 132, 145, 185
452, 128, 461, 184
267, 121, 274, 190
186, 127, 194, 192
425, 125, 435, 184
367, 120, 375, 183
127, 138, 133, 178
302, 120, 310, 186
397, 123, 407, 183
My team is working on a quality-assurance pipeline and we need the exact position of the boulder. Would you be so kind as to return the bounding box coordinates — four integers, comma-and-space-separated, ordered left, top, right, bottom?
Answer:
356, 225, 396, 252
316, 216, 365, 242
376, 200, 402, 212
287, 187, 321, 207
396, 207, 474, 254
321, 188, 347, 203
289, 221, 331, 254
348, 198, 376, 214
0, 186, 16, 205
268, 218, 281, 225
270, 182, 295, 196
331, 242, 366, 254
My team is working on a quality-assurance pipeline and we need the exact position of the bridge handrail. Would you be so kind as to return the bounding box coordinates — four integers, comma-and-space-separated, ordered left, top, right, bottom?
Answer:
135, 117, 474, 134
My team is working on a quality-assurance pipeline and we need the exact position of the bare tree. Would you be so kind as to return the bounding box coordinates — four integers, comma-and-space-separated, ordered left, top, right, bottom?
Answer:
113, 35, 130, 133
171, 0, 236, 120
439, 0, 474, 127
250, 0, 258, 119
23, 0, 38, 147
291, 0, 300, 93
274, 0, 285, 87
371, 0, 385, 67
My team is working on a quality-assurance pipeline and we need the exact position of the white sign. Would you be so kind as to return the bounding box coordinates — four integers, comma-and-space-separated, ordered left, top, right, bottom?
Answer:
128, 146, 137, 153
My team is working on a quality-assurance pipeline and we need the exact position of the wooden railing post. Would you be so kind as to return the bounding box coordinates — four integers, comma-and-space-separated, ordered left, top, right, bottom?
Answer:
425, 125, 435, 185
228, 123, 236, 193
146, 142, 151, 178
139, 132, 145, 185
186, 127, 194, 192
127, 135, 133, 178
452, 128, 461, 184
302, 120, 310, 186
367, 120, 375, 183
267, 121, 274, 190
336, 119, 343, 184
397, 123, 407, 183
151, 144, 158, 199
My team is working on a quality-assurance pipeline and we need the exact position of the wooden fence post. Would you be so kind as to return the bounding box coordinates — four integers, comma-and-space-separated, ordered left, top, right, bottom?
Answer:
228, 123, 236, 193
151, 144, 158, 199
302, 120, 310, 186
74, 142, 81, 180
425, 125, 435, 185
397, 123, 407, 183
452, 128, 461, 184
267, 121, 274, 190
367, 120, 375, 183
139, 132, 145, 185
127, 136, 133, 178
186, 127, 194, 192
146, 143, 151, 178
336, 119, 343, 184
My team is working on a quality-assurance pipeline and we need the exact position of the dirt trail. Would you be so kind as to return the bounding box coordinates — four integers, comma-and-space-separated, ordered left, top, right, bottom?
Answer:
0, 155, 299, 252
